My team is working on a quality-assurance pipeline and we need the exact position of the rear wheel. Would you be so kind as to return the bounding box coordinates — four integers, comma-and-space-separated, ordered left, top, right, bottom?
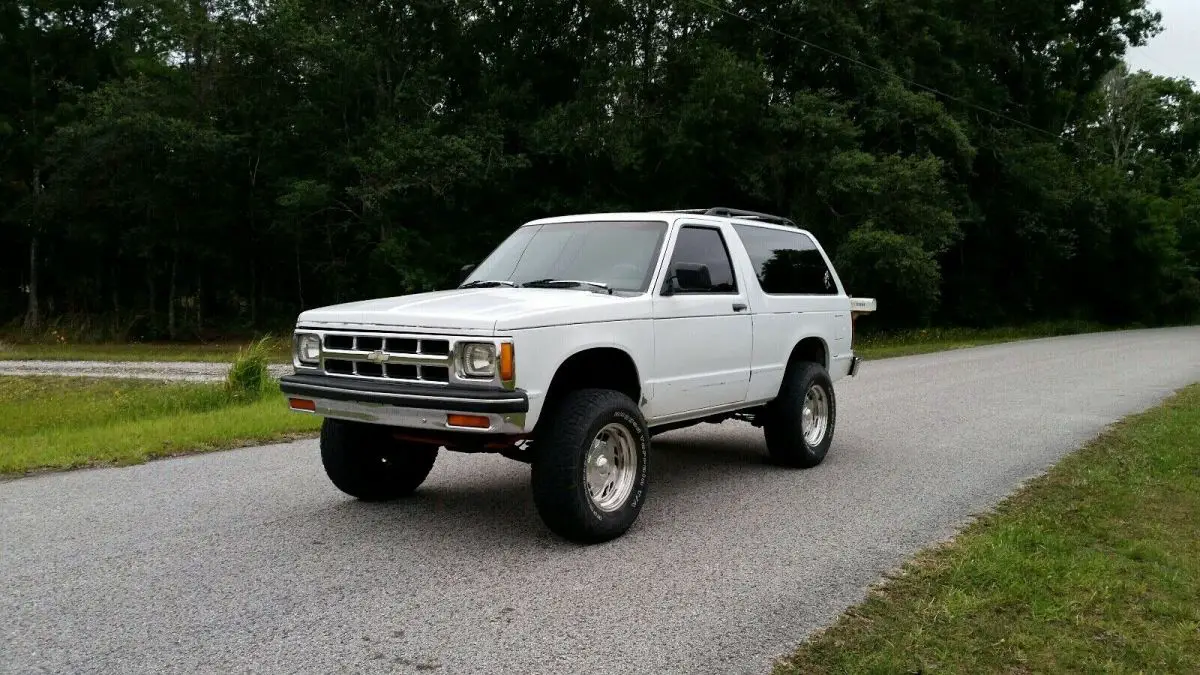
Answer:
763, 361, 836, 468
320, 418, 438, 500
530, 389, 650, 544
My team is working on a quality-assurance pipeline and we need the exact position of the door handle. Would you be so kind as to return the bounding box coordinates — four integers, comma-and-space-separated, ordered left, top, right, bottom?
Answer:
732, 303, 748, 312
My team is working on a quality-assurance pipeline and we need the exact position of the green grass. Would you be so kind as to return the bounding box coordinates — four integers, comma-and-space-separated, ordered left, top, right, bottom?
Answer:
0, 340, 292, 363
0, 376, 321, 476
774, 382, 1200, 675
853, 320, 1114, 359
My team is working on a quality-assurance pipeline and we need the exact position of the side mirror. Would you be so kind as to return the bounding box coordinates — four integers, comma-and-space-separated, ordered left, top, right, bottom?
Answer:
664, 262, 712, 294
459, 263, 477, 283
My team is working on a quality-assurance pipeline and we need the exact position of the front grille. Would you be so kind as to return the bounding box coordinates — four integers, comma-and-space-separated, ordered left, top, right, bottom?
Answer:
386, 363, 418, 379
316, 331, 457, 385
421, 365, 450, 382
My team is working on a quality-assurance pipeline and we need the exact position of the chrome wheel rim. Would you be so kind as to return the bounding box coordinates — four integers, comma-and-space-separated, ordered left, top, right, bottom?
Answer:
801, 384, 829, 446
585, 422, 638, 512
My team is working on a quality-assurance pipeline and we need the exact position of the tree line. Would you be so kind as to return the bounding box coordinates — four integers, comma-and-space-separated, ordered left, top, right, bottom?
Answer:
2, 0, 1198, 340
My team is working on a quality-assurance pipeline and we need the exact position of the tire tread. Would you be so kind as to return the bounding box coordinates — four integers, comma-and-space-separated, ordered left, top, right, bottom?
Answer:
763, 361, 836, 468
530, 388, 649, 544
320, 418, 438, 501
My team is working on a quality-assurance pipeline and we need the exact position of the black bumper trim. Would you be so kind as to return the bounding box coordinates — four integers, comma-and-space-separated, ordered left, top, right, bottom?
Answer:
279, 373, 528, 414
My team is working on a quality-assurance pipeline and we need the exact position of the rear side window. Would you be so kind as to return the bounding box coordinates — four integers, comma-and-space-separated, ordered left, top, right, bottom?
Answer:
731, 224, 837, 295
667, 226, 738, 293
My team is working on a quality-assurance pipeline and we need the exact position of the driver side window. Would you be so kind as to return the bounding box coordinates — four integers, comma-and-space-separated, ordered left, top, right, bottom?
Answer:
664, 226, 738, 294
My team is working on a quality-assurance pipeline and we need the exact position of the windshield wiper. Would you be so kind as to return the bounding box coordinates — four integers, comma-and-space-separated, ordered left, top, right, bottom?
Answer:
460, 279, 517, 288
521, 278, 613, 294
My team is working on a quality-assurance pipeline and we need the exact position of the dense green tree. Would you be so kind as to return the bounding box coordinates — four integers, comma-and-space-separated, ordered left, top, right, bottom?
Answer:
1, 0, 1196, 340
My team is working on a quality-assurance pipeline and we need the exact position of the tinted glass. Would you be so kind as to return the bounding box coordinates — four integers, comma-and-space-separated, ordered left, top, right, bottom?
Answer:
732, 224, 837, 295
667, 226, 737, 293
464, 220, 668, 293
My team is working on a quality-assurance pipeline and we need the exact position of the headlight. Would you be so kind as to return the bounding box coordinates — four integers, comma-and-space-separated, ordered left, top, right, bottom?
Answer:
459, 343, 497, 378
296, 333, 321, 364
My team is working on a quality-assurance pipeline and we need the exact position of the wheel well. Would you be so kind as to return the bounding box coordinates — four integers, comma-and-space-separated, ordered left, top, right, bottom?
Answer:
788, 336, 828, 370
542, 348, 642, 412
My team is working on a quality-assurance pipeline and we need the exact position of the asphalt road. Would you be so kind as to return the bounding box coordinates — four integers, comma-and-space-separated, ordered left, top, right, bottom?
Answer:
3, 327, 1200, 675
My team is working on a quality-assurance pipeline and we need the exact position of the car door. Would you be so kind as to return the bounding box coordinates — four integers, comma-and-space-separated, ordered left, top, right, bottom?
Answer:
649, 222, 753, 418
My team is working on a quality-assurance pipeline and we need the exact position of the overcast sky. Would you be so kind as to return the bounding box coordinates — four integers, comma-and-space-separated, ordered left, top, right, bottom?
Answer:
1125, 0, 1200, 84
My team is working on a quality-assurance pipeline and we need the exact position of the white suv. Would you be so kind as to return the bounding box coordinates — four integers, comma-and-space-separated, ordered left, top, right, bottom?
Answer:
280, 207, 876, 543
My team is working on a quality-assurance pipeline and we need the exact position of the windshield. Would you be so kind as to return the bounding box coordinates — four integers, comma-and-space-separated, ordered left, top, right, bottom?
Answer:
463, 220, 669, 293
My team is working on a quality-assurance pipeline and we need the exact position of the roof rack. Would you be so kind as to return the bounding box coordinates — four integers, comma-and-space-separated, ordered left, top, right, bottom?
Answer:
662, 207, 796, 228
703, 207, 797, 228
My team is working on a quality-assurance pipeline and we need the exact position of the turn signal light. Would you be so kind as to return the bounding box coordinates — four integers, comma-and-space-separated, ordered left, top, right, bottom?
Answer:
499, 342, 515, 382
447, 414, 491, 429
289, 398, 316, 412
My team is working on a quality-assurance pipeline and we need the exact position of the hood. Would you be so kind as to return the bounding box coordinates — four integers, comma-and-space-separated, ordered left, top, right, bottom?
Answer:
296, 287, 650, 334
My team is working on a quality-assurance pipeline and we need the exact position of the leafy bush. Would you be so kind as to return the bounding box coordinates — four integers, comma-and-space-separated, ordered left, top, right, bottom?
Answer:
834, 228, 942, 328
1166, 276, 1200, 324
225, 336, 276, 401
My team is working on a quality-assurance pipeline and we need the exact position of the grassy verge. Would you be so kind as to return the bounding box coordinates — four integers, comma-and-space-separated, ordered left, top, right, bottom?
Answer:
853, 320, 1115, 359
0, 339, 292, 363
0, 375, 320, 476
775, 383, 1200, 674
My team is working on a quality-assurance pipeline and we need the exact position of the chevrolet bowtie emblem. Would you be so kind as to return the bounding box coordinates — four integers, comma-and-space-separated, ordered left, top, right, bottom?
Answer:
366, 350, 389, 363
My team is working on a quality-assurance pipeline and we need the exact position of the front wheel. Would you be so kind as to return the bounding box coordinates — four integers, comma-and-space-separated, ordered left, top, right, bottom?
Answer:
320, 418, 439, 501
530, 389, 650, 544
763, 361, 836, 468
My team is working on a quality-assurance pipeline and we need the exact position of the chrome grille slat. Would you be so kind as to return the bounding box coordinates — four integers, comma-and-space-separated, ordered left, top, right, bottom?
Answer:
315, 330, 461, 385
321, 349, 449, 364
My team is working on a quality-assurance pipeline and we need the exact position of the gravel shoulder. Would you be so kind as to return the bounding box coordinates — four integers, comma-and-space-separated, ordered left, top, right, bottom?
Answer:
0, 360, 292, 382
2, 326, 1199, 675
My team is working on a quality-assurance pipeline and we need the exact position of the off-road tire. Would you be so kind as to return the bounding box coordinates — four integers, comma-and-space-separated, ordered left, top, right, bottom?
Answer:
763, 361, 836, 468
530, 389, 650, 544
320, 418, 438, 500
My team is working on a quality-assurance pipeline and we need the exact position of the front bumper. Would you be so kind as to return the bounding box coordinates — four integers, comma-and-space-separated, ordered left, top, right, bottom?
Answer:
279, 373, 529, 435
848, 355, 863, 377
